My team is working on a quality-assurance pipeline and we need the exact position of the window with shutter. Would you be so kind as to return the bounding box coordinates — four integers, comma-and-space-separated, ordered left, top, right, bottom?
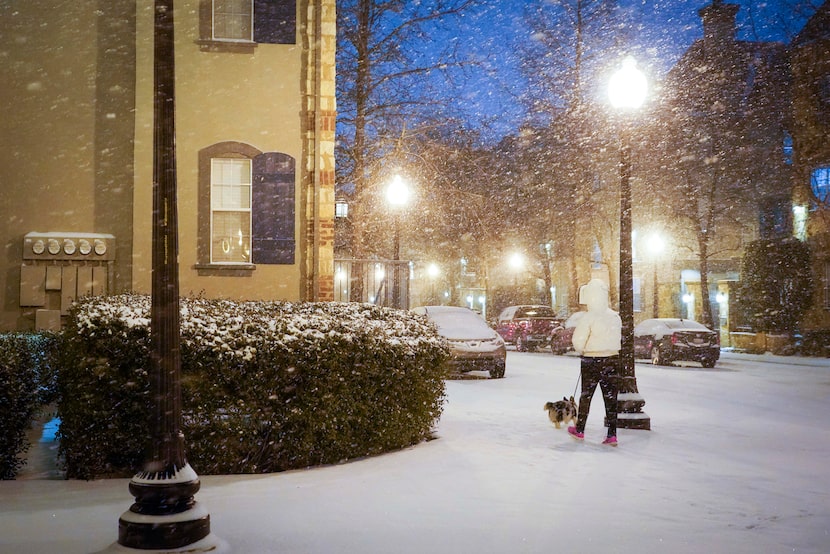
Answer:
204, 0, 295, 45
198, 143, 295, 270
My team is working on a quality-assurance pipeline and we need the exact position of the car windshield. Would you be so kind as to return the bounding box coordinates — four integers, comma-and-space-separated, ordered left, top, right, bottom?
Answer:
516, 306, 556, 318
425, 308, 494, 340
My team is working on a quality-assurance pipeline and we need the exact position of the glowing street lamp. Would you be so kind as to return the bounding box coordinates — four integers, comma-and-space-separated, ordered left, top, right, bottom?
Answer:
386, 175, 411, 308
609, 56, 650, 431
427, 263, 440, 304
508, 252, 524, 289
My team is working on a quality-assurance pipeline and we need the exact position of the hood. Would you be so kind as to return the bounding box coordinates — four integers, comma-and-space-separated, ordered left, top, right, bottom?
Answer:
579, 278, 610, 313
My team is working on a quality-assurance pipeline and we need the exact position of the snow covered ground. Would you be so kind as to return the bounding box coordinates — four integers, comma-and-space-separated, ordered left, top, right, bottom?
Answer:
2, 350, 829, 553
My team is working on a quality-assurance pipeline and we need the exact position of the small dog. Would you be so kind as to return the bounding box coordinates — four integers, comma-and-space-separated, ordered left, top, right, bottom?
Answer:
544, 396, 578, 429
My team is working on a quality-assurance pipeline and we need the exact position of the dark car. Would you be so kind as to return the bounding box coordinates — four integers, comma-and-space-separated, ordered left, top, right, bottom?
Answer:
633, 318, 720, 368
495, 305, 559, 352
413, 306, 506, 378
549, 312, 584, 355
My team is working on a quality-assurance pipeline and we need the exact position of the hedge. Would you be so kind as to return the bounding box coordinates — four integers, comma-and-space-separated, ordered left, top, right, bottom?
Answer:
57, 295, 450, 479
0, 333, 57, 480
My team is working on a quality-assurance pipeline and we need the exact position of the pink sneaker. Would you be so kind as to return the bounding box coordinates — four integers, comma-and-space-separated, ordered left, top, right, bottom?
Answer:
602, 436, 618, 447
567, 426, 584, 441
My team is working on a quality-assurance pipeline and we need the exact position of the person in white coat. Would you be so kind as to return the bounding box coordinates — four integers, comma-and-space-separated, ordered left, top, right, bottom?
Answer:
569, 279, 621, 446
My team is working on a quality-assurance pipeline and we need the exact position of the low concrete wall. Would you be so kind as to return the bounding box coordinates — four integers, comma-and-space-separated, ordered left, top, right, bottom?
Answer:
729, 332, 791, 354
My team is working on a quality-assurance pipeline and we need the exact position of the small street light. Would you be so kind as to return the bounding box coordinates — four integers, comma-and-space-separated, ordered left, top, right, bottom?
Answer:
386, 175, 411, 308
427, 263, 440, 304
609, 56, 650, 431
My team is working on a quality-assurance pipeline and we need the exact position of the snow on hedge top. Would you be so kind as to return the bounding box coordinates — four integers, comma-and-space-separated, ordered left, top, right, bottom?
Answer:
72, 294, 447, 359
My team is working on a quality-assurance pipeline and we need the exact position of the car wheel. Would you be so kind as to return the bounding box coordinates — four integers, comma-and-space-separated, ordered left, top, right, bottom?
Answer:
701, 357, 716, 368
515, 333, 527, 352
551, 344, 566, 355
490, 360, 505, 379
651, 346, 664, 365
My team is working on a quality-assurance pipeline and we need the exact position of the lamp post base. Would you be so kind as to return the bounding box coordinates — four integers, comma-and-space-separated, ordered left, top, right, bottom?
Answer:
97, 532, 229, 553
616, 391, 651, 430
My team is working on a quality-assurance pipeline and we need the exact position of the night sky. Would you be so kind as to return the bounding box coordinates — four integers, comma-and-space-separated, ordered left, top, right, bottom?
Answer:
446, 0, 814, 141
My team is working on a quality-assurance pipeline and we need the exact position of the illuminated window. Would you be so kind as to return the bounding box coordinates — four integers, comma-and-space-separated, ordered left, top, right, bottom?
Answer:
783, 133, 792, 165
213, 0, 253, 42
211, 158, 252, 263
793, 205, 807, 241
811, 167, 830, 205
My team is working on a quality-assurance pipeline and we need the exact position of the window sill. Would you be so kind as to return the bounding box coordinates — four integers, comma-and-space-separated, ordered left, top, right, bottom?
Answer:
194, 263, 256, 276
196, 39, 258, 53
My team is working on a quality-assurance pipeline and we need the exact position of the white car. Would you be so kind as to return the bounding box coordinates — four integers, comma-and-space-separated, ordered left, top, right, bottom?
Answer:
412, 306, 506, 378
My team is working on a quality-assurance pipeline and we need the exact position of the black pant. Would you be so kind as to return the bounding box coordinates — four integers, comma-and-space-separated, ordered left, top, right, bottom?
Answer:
576, 356, 619, 437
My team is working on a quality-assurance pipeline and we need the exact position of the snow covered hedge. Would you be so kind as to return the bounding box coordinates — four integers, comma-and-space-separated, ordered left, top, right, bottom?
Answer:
57, 294, 450, 479
0, 333, 57, 480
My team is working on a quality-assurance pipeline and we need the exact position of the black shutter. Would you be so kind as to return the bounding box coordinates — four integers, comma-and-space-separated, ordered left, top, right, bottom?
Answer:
252, 152, 295, 264
254, 0, 296, 44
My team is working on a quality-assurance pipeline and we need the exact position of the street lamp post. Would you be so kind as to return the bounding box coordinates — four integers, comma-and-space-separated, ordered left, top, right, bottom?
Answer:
646, 234, 665, 318
386, 175, 411, 308
609, 57, 650, 431
115, 2, 222, 551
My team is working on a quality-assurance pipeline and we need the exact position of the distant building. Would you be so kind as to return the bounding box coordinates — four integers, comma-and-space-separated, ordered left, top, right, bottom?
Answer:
643, 0, 794, 334
0, 0, 336, 331
790, 0, 830, 332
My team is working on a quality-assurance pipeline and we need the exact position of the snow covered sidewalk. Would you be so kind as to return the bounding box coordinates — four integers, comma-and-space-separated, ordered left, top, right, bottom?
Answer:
2, 352, 829, 553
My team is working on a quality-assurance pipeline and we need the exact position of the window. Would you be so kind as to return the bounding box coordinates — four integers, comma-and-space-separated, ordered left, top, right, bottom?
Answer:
205, 0, 296, 45
212, 0, 253, 42
811, 167, 830, 205
199, 143, 295, 269
211, 158, 252, 263
783, 133, 793, 165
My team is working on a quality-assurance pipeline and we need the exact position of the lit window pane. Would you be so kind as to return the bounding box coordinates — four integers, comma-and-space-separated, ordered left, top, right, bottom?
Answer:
211, 158, 252, 263
212, 212, 251, 263
211, 159, 251, 210
811, 167, 830, 204
213, 0, 252, 41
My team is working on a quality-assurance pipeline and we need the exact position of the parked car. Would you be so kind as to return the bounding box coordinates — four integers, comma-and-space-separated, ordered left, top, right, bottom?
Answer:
495, 305, 559, 352
413, 306, 506, 378
633, 318, 720, 368
549, 312, 584, 355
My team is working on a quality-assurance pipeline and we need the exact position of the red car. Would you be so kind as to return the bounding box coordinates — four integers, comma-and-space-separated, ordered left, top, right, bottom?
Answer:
495, 305, 559, 352
549, 312, 583, 355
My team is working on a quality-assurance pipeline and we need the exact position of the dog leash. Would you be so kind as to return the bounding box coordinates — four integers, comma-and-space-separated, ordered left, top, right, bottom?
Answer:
572, 371, 581, 399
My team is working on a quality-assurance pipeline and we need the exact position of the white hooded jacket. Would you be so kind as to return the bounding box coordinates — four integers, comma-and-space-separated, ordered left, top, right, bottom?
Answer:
571, 279, 622, 358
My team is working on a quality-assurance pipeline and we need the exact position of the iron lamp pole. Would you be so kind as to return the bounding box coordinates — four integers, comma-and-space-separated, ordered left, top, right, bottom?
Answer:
609, 57, 651, 431
385, 175, 410, 308
115, 2, 222, 551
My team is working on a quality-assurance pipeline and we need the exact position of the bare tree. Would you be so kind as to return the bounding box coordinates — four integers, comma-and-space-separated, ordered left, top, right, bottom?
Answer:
510, 0, 628, 311
336, 0, 478, 260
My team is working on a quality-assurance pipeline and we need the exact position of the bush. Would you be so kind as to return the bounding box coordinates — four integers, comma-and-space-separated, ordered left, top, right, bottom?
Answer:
57, 295, 450, 479
736, 238, 813, 333
0, 333, 58, 480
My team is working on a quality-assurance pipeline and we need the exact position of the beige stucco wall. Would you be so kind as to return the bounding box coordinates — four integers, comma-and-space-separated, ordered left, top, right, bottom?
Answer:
132, 0, 310, 301
0, 1, 136, 331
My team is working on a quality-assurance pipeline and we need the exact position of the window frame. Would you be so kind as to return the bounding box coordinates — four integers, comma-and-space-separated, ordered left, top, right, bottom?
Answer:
211, 0, 255, 43
197, 142, 296, 274
810, 166, 830, 206
210, 157, 253, 264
